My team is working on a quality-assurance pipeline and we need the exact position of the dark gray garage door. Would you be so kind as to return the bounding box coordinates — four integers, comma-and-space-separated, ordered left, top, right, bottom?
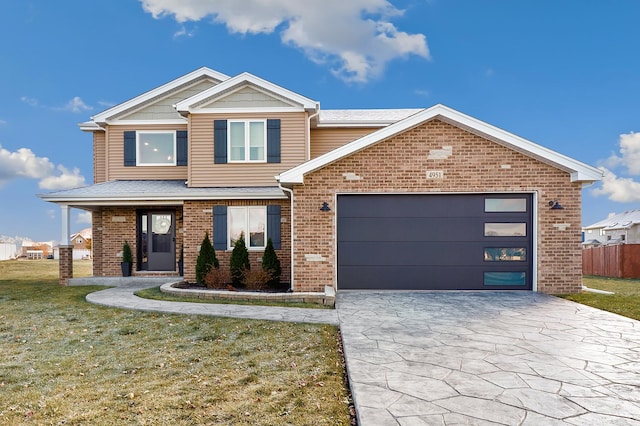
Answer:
337, 194, 533, 290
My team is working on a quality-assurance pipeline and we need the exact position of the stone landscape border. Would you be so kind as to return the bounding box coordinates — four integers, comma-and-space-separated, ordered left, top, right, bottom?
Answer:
160, 282, 336, 307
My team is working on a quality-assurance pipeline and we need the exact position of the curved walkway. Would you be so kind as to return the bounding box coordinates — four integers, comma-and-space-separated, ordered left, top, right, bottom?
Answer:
85, 281, 339, 325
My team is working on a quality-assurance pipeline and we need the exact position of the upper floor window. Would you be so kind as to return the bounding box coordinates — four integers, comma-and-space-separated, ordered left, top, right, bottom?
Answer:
214, 119, 280, 164
137, 131, 176, 166
228, 120, 266, 162
124, 130, 187, 167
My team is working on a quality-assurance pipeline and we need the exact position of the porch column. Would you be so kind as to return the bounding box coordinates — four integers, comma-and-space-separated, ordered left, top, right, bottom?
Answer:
59, 205, 72, 286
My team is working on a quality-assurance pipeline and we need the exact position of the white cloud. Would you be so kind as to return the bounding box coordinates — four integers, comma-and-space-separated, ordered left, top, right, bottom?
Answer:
76, 211, 92, 224
0, 145, 86, 190
174, 24, 196, 38
602, 132, 640, 175
98, 100, 116, 108
0, 119, 6, 126
591, 168, 640, 203
46, 209, 56, 220
592, 132, 640, 202
21, 96, 39, 107
58, 96, 93, 113
21, 95, 92, 113
139, 0, 430, 83
38, 165, 86, 190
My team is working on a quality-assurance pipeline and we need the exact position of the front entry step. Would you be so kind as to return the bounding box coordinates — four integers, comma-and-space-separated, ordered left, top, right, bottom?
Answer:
134, 271, 180, 278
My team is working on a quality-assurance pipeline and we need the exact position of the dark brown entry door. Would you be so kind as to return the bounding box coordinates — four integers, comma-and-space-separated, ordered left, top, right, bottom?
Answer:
138, 212, 175, 271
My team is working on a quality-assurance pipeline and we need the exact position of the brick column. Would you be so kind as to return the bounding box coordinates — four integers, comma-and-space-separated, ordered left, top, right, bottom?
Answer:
59, 245, 73, 286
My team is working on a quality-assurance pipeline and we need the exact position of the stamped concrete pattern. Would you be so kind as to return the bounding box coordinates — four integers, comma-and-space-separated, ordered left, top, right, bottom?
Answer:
337, 291, 640, 425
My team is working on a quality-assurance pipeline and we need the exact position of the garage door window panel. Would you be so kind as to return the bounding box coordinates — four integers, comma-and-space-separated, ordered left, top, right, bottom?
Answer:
484, 248, 526, 261
484, 223, 527, 237
484, 272, 527, 286
485, 198, 527, 212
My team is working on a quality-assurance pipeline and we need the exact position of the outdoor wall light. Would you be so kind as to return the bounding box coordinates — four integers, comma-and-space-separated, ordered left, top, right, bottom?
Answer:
320, 202, 331, 212
548, 200, 564, 210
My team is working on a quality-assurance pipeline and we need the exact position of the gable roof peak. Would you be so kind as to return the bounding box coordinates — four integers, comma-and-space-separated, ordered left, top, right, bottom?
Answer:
278, 103, 603, 185
87, 67, 230, 126
174, 71, 319, 113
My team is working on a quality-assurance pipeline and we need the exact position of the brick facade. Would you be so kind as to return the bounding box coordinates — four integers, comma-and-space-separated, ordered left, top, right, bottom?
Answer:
291, 119, 583, 294
90, 200, 290, 284
182, 199, 291, 284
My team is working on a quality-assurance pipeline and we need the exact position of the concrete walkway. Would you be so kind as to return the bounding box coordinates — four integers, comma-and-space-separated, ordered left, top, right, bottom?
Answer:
337, 291, 640, 425
85, 281, 339, 325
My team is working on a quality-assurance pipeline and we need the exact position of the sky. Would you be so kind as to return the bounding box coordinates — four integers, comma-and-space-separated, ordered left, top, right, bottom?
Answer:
1, 0, 639, 242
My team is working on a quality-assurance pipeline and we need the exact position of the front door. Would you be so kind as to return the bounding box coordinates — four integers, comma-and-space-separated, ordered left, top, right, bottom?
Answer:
138, 212, 175, 271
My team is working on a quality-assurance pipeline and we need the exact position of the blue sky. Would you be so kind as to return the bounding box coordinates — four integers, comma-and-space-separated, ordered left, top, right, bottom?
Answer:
1, 0, 639, 242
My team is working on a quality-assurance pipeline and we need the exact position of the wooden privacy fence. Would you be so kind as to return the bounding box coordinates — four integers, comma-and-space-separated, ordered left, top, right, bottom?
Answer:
582, 244, 640, 278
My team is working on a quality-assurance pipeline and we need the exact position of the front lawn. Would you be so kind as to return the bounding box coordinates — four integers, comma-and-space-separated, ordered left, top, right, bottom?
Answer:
0, 260, 351, 425
559, 276, 640, 321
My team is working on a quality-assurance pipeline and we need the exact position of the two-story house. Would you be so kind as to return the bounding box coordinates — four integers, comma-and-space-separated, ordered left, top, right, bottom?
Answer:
41, 67, 602, 293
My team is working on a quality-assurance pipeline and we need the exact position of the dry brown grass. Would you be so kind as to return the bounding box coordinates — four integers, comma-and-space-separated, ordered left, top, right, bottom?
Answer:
0, 259, 351, 425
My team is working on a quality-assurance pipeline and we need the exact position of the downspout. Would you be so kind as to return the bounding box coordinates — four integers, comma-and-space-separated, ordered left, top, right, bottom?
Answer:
306, 105, 320, 161
278, 183, 295, 291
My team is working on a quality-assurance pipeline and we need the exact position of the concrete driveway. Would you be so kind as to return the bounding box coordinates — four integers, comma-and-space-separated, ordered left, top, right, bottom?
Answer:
337, 291, 640, 425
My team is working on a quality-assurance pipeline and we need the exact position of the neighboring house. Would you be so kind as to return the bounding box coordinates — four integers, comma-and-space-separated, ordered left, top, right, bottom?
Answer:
0, 242, 18, 260
582, 210, 640, 246
40, 67, 603, 293
20, 241, 53, 259
53, 228, 92, 260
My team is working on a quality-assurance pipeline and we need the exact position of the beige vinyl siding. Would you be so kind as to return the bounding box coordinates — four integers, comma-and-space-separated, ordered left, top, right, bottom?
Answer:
189, 112, 307, 187
93, 132, 106, 183
106, 124, 188, 181
310, 127, 379, 159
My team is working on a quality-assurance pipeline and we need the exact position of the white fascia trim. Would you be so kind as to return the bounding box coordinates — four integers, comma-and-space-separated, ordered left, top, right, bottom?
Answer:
187, 107, 306, 114
315, 121, 391, 128
278, 104, 603, 185
106, 119, 188, 126
175, 72, 319, 112
39, 193, 289, 204
90, 67, 230, 123
79, 121, 104, 132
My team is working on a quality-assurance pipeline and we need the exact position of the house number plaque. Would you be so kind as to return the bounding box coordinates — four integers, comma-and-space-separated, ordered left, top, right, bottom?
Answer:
426, 170, 444, 179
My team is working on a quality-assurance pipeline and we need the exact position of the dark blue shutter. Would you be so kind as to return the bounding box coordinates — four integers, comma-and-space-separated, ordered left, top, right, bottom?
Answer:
124, 131, 136, 167
213, 205, 227, 250
176, 130, 188, 166
267, 205, 281, 249
214, 120, 227, 164
266, 119, 281, 163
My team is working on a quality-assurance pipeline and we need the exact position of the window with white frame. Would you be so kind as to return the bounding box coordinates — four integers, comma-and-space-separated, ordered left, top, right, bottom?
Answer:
228, 206, 267, 249
137, 131, 176, 166
228, 120, 266, 162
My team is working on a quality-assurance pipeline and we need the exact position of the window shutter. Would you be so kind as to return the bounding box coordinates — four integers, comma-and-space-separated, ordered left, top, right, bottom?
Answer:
267, 205, 281, 249
266, 119, 281, 163
176, 130, 188, 166
214, 120, 227, 164
213, 205, 228, 250
124, 131, 136, 167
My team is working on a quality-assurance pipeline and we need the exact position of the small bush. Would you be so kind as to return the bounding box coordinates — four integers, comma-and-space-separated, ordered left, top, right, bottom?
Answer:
122, 241, 133, 263
196, 233, 219, 285
230, 233, 250, 286
203, 267, 231, 289
242, 268, 273, 291
261, 238, 281, 288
